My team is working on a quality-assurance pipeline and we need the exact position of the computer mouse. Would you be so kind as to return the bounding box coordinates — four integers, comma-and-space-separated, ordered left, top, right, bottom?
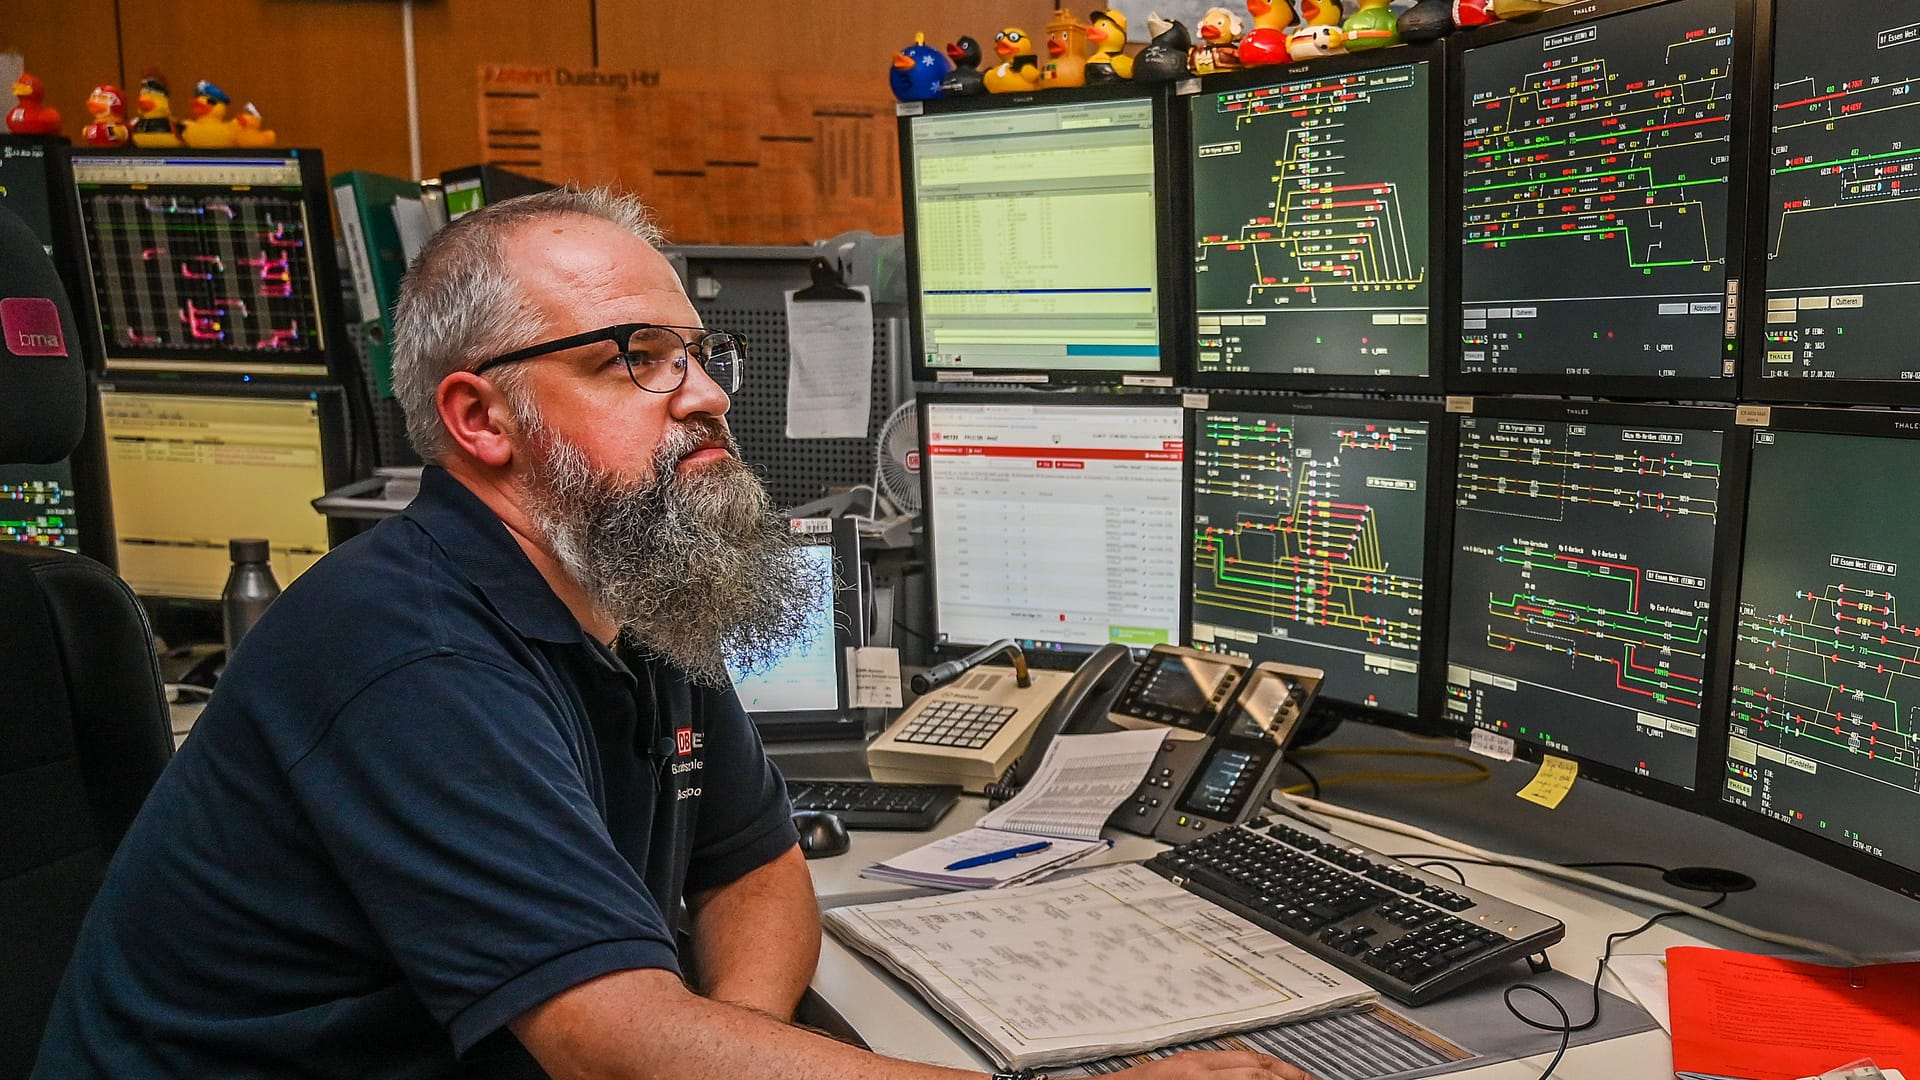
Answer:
791, 809, 851, 859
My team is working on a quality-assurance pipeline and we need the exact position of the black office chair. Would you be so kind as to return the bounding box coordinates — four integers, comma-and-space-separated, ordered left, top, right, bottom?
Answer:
0, 206, 174, 1077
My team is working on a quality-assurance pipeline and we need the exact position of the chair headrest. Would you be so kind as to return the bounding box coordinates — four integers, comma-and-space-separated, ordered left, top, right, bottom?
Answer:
0, 205, 86, 465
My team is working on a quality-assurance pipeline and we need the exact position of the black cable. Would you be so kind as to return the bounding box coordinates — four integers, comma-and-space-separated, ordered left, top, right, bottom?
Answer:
891, 619, 931, 644
1502, 985, 1571, 1080
1408, 859, 1467, 885
1283, 757, 1321, 799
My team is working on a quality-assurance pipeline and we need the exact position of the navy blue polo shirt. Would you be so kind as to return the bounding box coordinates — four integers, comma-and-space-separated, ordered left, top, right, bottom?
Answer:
33, 466, 799, 1079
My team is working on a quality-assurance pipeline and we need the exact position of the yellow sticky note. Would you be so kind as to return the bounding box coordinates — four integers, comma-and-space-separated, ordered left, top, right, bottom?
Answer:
1516, 754, 1579, 809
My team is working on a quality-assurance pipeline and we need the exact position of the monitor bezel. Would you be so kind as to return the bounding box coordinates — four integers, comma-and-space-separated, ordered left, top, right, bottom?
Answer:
1710, 404, 1920, 901
1446, 0, 1759, 400
1445, 395, 1751, 807
57, 146, 354, 386
1736, 0, 1920, 407
96, 377, 356, 613
740, 516, 870, 741
900, 83, 1187, 388
917, 387, 1192, 664
1184, 392, 1456, 733
1178, 43, 1452, 394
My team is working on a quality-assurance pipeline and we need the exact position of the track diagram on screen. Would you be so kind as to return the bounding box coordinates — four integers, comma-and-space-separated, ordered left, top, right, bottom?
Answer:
1732, 584, 1920, 793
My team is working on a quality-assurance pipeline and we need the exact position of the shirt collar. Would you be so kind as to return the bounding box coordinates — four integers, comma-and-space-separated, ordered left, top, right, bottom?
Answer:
404, 465, 589, 646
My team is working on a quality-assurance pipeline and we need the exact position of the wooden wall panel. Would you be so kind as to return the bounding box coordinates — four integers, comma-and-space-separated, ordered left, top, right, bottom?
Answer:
113, 1, 412, 178
1, 3, 131, 142
410, 0, 594, 179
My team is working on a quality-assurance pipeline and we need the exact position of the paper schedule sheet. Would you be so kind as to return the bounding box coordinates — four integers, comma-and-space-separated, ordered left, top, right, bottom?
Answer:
979, 728, 1170, 840
825, 864, 1376, 1069
783, 286, 873, 439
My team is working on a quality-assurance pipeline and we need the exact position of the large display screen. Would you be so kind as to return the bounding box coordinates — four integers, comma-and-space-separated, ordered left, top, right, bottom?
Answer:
1190, 57, 1435, 383
1757, 0, 1920, 388
1446, 409, 1731, 789
1459, 0, 1740, 385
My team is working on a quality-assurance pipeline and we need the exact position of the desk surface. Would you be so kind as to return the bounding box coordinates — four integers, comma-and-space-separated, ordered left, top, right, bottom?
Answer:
772, 722, 1920, 1077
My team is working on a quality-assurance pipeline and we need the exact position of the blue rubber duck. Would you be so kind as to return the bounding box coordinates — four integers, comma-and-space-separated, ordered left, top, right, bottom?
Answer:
890, 32, 951, 102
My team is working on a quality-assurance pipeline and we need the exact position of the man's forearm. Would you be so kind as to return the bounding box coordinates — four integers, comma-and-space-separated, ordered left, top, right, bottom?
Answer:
687, 846, 820, 1019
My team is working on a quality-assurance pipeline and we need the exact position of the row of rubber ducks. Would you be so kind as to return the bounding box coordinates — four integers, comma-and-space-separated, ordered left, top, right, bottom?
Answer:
7, 72, 277, 148
891, 0, 1580, 99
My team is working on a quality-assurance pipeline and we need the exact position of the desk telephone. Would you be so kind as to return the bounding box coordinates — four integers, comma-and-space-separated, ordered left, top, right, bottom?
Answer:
866, 642, 1323, 842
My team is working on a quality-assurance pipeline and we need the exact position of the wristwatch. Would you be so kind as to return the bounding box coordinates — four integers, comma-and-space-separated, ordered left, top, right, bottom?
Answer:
990, 1071, 1046, 1080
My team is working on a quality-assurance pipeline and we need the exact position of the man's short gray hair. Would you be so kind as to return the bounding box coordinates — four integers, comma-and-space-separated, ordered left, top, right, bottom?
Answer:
390, 186, 666, 461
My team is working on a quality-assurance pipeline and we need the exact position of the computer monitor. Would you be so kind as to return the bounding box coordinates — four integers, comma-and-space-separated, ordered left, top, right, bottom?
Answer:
1719, 407, 1920, 900
439, 163, 554, 220
1188, 395, 1451, 727
1445, 399, 1744, 799
1746, 0, 1920, 404
1454, 0, 1754, 397
902, 86, 1180, 385
63, 149, 350, 382
727, 517, 867, 741
0, 460, 81, 551
920, 391, 1187, 660
98, 383, 350, 605
1186, 46, 1446, 391
0, 135, 66, 258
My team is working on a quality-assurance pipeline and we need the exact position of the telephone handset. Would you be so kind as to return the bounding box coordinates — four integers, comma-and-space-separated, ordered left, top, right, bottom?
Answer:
865, 640, 1138, 793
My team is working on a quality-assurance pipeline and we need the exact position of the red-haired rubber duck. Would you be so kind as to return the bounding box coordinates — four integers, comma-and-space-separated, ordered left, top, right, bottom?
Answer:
1039, 8, 1090, 88
1085, 9, 1135, 83
891, 32, 951, 101
81, 84, 131, 146
985, 27, 1043, 92
940, 36, 988, 96
7, 74, 63, 136
131, 73, 184, 148
234, 103, 278, 147
1241, 0, 1297, 66
181, 80, 239, 148
1343, 0, 1400, 50
1188, 6, 1245, 75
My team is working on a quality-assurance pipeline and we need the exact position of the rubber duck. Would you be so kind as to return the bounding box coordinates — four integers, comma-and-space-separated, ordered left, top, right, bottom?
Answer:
131, 73, 184, 148
80, 84, 131, 146
1039, 8, 1090, 88
940, 36, 988, 96
890, 32, 950, 101
1300, 0, 1343, 25
1189, 7, 1245, 75
984, 27, 1043, 93
234, 103, 278, 147
1343, 0, 1400, 50
1134, 13, 1193, 83
7, 74, 63, 136
1085, 10, 1135, 83
1398, 0, 1454, 41
1240, 0, 1297, 67
1287, 23, 1347, 58
181, 80, 239, 148
983, 27, 1044, 93
1454, 0, 1498, 27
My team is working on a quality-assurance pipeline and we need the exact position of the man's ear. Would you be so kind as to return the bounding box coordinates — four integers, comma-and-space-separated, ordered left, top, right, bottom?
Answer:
437, 371, 520, 468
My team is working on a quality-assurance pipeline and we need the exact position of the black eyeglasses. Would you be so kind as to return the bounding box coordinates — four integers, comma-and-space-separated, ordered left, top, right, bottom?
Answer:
472, 323, 744, 395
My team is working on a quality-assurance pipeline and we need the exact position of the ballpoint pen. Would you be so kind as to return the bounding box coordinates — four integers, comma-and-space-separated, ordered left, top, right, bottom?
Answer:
944, 840, 1053, 871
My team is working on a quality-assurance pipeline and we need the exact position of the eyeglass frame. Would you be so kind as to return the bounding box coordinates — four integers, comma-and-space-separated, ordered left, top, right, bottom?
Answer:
470, 322, 744, 395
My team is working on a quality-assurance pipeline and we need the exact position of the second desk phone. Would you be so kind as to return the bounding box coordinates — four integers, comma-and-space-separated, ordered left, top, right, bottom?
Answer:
866, 643, 1324, 843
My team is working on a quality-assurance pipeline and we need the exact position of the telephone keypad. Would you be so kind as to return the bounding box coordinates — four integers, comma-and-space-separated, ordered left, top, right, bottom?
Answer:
895, 701, 1018, 750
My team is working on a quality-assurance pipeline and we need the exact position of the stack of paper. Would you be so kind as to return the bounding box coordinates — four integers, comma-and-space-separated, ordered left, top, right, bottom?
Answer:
826, 863, 1378, 1069
1668, 947, 1920, 1080
861, 729, 1166, 890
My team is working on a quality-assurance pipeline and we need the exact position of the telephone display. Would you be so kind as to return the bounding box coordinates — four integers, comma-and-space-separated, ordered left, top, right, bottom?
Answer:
1225, 672, 1310, 744
1113, 649, 1247, 733
1178, 745, 1273, 819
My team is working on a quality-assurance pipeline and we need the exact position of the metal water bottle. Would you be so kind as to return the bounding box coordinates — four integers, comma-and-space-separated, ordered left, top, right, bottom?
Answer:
221, 538, 281, 659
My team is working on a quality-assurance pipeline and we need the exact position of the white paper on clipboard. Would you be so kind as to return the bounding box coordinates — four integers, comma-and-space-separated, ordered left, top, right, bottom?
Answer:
784, 285, 873, 439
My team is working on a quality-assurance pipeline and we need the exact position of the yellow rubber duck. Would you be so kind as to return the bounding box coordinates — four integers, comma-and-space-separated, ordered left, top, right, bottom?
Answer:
1300, 0, 1343, 25
984, 27, 1042, 93
1086, 10, 1134, 83
234, 103, 278, 147
130, 73, 183, 148
180, 80, 239, 148
1038, 9, 1089, 89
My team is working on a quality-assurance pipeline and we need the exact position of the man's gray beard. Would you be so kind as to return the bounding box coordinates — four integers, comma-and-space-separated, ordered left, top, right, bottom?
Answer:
514, 408, 816, 686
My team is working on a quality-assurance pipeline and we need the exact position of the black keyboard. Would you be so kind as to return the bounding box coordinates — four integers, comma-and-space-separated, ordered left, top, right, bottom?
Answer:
785, 779, 963, 831
1146, 816, 1565, 1006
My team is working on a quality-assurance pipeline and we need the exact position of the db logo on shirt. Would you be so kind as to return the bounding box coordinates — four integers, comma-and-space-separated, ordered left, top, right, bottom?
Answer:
675, 727, 703, 756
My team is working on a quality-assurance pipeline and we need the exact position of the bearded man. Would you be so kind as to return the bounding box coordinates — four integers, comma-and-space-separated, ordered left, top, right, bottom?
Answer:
33, 189, 1313, 1080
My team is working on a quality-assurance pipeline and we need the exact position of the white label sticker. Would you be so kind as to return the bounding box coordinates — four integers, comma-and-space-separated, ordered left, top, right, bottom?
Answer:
1468, 728, 1517, 762
848, 647, 905, 709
